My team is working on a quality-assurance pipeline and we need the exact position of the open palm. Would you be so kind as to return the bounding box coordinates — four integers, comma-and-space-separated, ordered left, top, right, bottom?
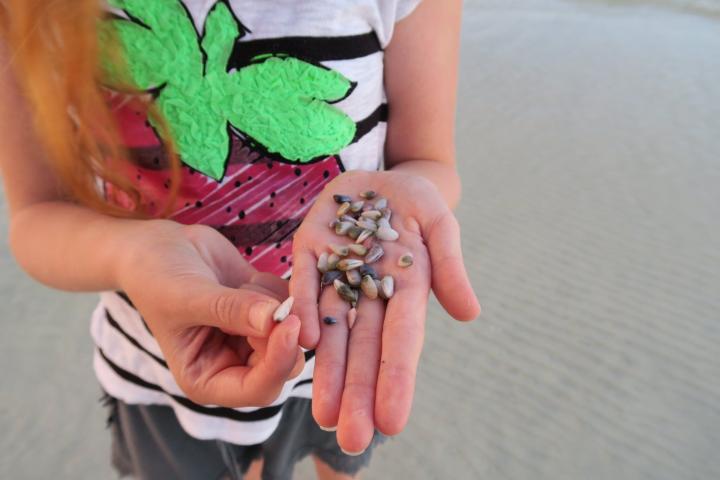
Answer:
290, 170, 480, 454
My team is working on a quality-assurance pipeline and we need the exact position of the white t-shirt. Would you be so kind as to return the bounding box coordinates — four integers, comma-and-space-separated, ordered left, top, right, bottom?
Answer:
93, 0, 421, 444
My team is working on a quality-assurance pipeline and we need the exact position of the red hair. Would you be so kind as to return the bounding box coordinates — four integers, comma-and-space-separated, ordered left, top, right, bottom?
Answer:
1, 0, 180, 217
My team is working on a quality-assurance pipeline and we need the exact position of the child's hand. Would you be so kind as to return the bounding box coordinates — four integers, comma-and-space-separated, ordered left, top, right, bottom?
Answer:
290, 170, 480, 454
117, 222, 305, 407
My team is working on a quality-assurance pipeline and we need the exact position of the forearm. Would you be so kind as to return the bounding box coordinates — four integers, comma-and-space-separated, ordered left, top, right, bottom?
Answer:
387, 159, 461, 209
9, 201, 159, 292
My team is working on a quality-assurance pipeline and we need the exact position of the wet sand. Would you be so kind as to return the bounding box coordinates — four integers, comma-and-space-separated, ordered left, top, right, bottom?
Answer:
2, 1, 719, 478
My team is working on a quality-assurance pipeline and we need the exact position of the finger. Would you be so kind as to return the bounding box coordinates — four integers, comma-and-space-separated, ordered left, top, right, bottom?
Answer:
312, 286, 351, 430
245, 315, 303, 401
182, 278, 280, 337
289, 246, 321, 349
248, 336, 305, 378
422, 211, 481, 321
198, 316, 301, 407
374, 281, 429, 436
289, 348, 306, 379
336, 298, 385, 455
250, 272, 289, 300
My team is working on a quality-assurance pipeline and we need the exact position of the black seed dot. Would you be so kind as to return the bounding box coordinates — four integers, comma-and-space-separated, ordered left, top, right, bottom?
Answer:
323, 170, 330, 178
230, 235, 236, 243
303, 181, 308, 187
300, 198, 305, 204
235, 180, 242, 188
144, 120, 151, 127
189, 169, 195, 175
276, 243, 282, 249
238, 210, 245, 219
153, 157, 160, 165
269, 202, 274, 208
184, 202, 190, 207
225, 206, 231, 213
276, 221, 284, 228
195, 201, 203, 208
247, 176, 253, 181
280, 256, 287, 263
245, 247, 253, 256
288, 261, 293, 267
270, 192, 276, 198
267, 162, 273, 169
294, 168, 302, 177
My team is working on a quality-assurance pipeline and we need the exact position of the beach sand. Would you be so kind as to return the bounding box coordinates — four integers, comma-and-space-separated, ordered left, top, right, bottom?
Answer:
2, 1, 719, 478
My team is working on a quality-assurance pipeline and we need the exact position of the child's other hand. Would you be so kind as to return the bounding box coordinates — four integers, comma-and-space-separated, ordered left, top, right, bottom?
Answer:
117, 222, 304, 407
290, 170, 480, 454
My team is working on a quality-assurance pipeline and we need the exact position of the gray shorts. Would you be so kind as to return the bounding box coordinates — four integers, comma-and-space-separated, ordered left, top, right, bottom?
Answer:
104, 394, 383, 480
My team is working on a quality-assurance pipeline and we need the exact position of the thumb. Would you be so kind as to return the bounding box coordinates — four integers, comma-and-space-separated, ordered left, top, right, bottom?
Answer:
183, 278, 281, 337
423, 211, 481, 321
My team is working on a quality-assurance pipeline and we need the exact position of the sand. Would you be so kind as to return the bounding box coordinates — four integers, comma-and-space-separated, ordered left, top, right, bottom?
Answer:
2, 1, 719, 478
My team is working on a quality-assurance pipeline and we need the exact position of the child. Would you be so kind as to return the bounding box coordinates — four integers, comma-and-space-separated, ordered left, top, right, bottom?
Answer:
0, 0, 480, 478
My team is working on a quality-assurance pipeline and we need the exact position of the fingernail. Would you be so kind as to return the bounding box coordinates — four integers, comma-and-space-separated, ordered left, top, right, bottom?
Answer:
249, 302, 276, 333
318, 425, 337, 432
341, 447, 366, 456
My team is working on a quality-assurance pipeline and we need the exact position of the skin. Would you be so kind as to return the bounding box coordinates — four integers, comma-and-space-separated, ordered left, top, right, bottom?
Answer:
290, 0, 480, 456
0, 0, 477, 477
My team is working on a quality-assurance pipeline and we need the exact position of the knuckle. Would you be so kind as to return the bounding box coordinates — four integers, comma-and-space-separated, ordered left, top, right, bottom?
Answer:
379, 362, 416, 390
209, 293, 238, 328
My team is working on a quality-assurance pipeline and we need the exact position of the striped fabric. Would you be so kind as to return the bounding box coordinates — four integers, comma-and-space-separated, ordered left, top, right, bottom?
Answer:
93, 0, 421, 445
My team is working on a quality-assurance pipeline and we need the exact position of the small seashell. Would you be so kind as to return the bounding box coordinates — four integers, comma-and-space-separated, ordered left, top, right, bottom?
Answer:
376, 227, 399, 242
337, 202, 351, 217
360, 210, 383, 221
364, 244, 384, 264
350, 201, 364, 213
340, 215, 358, 224
360, 190, 377, 200
329, 219, 340, 229
323, 316, 338, 325
333, 194, 352, 204
356, 229, 374, 244
347, 308, 358, 329
377, 218, 391, 230
346, 269, 362, 287
273, 296, 294, 322
374, 198, 388, 210
317, 252, 330, 273
329, 244, 350, 257
337, 284, 359, 305
361, 275, 378, 299
379, 276, 395, 300
380, 208, 392, 221
327, 253, 341, 270
337, 259, 364, 271
359, 264, 379, 279
347, 226, 364, 240
333, 279, 347, 291
322, 270, 343, 286
335, 221, 353, 236
398, 253, 414, 268
356, 219, 378, 232
348, 244, 368, 256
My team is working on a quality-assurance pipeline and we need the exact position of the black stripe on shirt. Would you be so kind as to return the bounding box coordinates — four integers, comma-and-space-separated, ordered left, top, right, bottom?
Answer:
353, 104, 388, 143
105, 308, 316, 366
98, 348, 312, 422
105, 309, 168, 368
113, 292, 153, 335
230, 31, 382, 68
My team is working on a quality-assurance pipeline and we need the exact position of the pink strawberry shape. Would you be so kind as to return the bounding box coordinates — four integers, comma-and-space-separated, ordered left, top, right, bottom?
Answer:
109, 95, 342, 277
